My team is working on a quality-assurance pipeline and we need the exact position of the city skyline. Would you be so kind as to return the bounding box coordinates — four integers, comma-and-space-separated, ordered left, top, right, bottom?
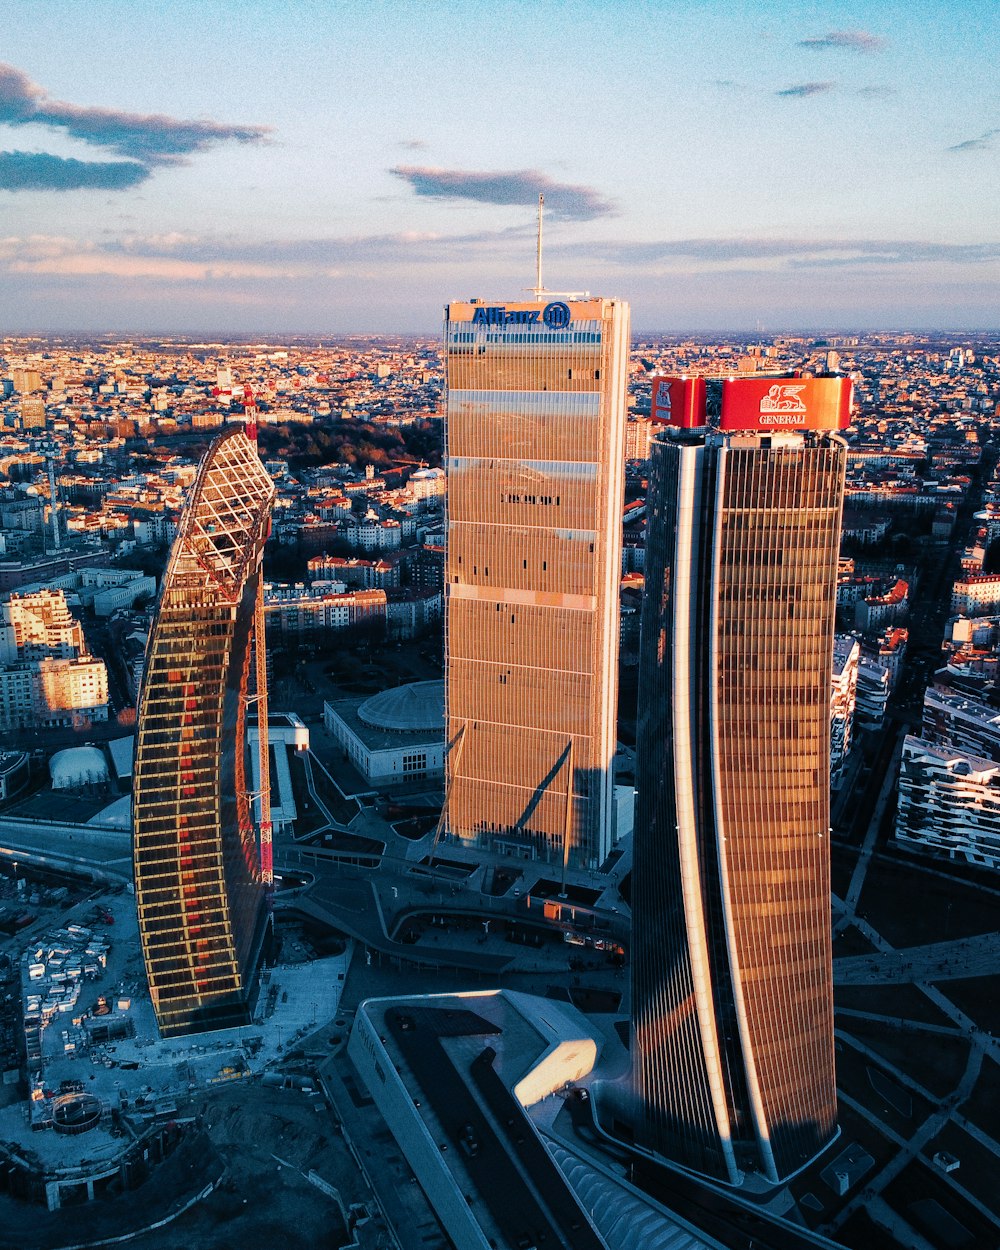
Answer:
1, 0, 998, 334
0, 331, 998, 1245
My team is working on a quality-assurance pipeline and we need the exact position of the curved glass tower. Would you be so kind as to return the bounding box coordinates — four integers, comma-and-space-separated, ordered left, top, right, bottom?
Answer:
133, 427, 275, 1037
632, 377, 849, 1185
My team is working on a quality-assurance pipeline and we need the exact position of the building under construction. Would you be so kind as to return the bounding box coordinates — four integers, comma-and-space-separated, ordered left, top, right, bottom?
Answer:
133, 425, 275, 1037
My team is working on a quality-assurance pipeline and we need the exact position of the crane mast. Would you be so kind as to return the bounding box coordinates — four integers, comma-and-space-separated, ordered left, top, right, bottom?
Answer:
242, 385, 274, 894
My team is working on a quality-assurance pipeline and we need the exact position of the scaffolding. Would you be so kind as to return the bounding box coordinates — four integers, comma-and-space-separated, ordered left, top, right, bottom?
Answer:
133, 424, 276, 1037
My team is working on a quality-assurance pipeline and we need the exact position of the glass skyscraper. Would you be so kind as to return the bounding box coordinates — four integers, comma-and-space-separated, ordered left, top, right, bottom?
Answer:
442, 296, 630, 869
133, 427, 275, 1037
632, 377, 849, 1185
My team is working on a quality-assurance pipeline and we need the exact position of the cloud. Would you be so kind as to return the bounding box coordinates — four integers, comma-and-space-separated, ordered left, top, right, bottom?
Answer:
111, 227, 514, 266
34, 102, 270, 165
561, 237, 1000, 270
784, 242, 1000, 267
0, 63, 44, 121
0, 222, 556, 287
5, 231, 996, 296
389, 165, 616, 220
0, 234, 80, 262
0, 227, 512, 280
798, 30, 887, 53
12, 253, 285, 280
0, 233, 294, 279
948, 129, 999, 153
855, 85, 895, 98
0, 150, 149, 192
776, 81, 836, 98
0, 61, 270, 165
398, 138, 428, 151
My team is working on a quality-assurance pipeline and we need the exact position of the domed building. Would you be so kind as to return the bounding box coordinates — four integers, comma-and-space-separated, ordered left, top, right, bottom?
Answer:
49, 745, 109, 791
324, 680, 444, 784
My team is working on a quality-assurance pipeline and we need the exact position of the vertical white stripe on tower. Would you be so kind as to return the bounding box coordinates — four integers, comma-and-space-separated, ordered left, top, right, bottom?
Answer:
595, 300, 630, 864
671, 443, 740, 1185
707, 445, 779, 1186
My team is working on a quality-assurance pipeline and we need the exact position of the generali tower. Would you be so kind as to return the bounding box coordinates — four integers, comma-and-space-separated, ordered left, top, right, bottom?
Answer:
441, 295, 630, 870
632, 374, 850, 1186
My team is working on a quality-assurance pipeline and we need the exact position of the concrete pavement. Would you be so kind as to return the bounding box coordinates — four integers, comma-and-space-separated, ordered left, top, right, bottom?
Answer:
834, 725, 906, 937
827, 1041, 987, 1239
834, 931, 1000, 985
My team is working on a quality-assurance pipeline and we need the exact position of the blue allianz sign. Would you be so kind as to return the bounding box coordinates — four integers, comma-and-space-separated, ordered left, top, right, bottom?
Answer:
469, 301, 573, 329
542, 301, 571, 329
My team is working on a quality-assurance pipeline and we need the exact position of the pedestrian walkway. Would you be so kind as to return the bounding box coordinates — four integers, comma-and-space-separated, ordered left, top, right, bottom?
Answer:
834, 931, 1000, 984
834, 1006, 965, 1036
834, 727, 905, 937
826, 1044, 986, 1238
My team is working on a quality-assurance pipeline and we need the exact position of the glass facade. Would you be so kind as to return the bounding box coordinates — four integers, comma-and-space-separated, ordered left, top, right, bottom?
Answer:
632, 429, 846, 1185
443, 299, 629, 868
133, 428, 275, 1037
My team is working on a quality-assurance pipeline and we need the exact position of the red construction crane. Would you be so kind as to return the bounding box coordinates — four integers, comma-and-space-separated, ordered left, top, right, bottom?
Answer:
241, 381, 273, 894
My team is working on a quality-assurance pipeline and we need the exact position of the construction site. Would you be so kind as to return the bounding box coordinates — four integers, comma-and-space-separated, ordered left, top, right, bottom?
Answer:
0, 870, 380, 1250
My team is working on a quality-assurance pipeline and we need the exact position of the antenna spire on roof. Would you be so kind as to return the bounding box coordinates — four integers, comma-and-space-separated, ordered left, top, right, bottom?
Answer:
536, 193, 544, 297
526, 193, 545, 299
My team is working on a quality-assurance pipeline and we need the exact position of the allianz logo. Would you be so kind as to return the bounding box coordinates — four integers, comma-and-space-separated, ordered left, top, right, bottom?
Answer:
472, 307, 541, 326
470, 301, 572, 329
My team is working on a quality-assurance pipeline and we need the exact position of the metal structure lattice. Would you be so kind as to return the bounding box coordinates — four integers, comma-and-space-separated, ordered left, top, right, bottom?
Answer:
133, 425, 275, 1037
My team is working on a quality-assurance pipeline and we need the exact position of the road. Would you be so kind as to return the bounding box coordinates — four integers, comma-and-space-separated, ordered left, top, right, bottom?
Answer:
830, 1043, 990, 1240
823, 905, 1000, 1240
319, 1048, 448, 1250
836, 725, 907, 925
0, 813, 131, 879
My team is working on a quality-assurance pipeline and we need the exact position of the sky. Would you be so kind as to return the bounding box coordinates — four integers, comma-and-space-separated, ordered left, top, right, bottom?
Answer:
0, 0, 998, 334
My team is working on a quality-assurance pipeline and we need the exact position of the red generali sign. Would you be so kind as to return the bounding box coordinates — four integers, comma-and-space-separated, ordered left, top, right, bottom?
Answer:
720, 377, 853, 432
651, 376, 707, 428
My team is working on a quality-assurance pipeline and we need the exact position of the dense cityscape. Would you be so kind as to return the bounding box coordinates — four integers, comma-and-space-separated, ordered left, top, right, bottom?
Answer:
0, 322, 996, 1250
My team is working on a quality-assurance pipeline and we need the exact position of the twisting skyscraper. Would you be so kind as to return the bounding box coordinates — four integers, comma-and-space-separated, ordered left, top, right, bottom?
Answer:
133, 425, 275, 1037
632, 376, 850, 1185
442, 296, 630, 869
